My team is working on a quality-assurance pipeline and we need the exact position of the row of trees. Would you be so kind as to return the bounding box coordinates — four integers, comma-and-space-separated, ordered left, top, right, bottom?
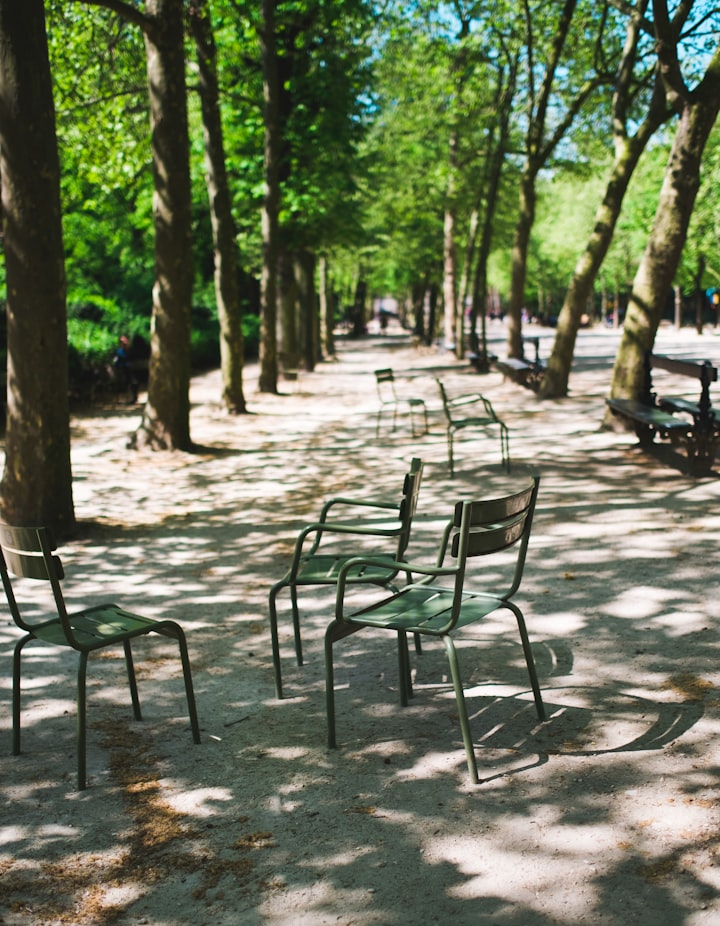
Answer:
0, 0, 719, 534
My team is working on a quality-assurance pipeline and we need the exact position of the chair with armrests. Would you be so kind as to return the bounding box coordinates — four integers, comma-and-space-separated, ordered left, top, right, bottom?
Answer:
325, 476, 544, 783
0, 524, 201, 790
436, 378, 510, 476
375, 369, 429, 439
269, 458, 424, 699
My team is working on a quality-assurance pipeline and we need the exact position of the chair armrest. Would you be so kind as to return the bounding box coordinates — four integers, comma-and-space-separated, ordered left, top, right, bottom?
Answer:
446, 392, 484, 409
290, 517, 402, 563
319, 496, 399, 523
335, 555, 457, 619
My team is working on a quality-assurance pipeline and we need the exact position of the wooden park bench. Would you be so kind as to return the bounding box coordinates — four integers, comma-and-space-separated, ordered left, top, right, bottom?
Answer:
494, 336, 545, 391
606, 351, 720, 475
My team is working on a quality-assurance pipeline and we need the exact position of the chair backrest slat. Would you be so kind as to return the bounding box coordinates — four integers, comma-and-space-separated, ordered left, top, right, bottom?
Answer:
0, 525, 64, 580
395, 458, 424, 558
453, 517, 527, 558
0, 523, 70, 636
441, 478, 540, 621
375, 368, 398, 405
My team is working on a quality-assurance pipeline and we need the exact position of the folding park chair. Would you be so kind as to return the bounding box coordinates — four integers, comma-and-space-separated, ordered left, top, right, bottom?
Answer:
0, 524, 201, 790
436, 378, 510, 476
269, 458, 424, 699
375, 369, 429, 439
325, 476, 544, 783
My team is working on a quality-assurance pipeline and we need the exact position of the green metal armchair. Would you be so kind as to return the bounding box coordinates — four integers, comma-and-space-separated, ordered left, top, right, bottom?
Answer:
375, 369, 429, 438
325, 476, 544, 783
269, 458, 424, 698
436, 378, 510, 475
0, 524, 201, 790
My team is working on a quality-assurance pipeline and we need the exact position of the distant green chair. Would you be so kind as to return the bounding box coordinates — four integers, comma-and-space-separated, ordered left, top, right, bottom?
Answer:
436, 378, 510, 476
269, 458, 424, 699
375, 369, 429, 438
0, 524, 201, 790
325, 476, 544, 783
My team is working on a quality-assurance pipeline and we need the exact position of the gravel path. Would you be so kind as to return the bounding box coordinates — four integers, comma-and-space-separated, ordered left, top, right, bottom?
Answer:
2, 320, 720, 925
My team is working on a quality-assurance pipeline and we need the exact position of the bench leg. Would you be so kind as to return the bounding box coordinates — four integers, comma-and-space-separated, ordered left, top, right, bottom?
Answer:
635, 424, 656, 448
686, 433, 718, 476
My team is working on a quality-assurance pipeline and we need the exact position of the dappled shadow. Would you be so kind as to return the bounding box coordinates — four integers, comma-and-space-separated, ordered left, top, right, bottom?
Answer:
2, 325, 720, 924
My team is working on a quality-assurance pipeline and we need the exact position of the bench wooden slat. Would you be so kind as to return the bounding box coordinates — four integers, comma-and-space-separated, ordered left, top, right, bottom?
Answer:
606, 398, 691, 432
650, 354, 718, 382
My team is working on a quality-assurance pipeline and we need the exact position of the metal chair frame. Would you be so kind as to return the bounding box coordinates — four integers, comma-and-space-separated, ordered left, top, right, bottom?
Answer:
375, 369, 429, 439
0, 524, 201, 789
436, 379, 510, 476
325, 476, 544, 783
269, 459, 424, 698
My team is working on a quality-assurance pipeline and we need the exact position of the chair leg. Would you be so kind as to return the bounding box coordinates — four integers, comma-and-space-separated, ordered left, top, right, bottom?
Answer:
443, 635, 479, 784
173, 628, 201, 744
12, 635, 31, 756
410, 401, 428, 438
509, 603, 546, 722
325, 622, 339, 749
447, 429, 455, 478
268, 582, 285, 699
397, 631, 413, 705
500, 424, 511, 473
123, 640, 142, 721
77, 651, 89, 790
155, 622, 201, 745
289, 586, 304, 666
324, 620, 361, 749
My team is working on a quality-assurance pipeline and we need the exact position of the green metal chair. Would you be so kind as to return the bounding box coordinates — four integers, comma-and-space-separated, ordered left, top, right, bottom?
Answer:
0, 524, 201, 790
269, 458, 424, 699
375, 369, 429, 438
436, 378, 510, 476
325, 476, 544, 783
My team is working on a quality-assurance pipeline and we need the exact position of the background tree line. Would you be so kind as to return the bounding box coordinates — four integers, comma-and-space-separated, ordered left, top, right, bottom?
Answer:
0, 0, 718, 534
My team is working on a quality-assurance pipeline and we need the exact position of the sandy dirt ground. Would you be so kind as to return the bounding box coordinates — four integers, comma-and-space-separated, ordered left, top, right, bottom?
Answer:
1, 319, 720, 925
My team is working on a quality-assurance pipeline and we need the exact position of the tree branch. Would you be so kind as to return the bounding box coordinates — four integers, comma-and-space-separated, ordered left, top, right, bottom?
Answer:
71, 0, 155, 38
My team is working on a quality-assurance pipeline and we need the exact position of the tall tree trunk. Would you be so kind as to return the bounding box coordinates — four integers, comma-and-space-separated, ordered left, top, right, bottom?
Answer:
507, 171, 536, 357
349, 278, 367, 337
459, 206, 479, 326
277, 244, 298, 372
443, 199, 458, 350
82, 0, 194, 449
694, 254, 706, 335
411, 281, 426, 342
318, 254, 335, 359
469, 53, 517, 362
427, 281, 440, 345
188, 0, 246, 414
541, 127, 662, 397
608, 45, 720, 406
295, 249, 317, 371
541, 0, 667, 398
0, 0, 74, 535
506, 0, 583, 359
132, 0, 193, 449
258, 0, 279, 393
442, 126, 460, 353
